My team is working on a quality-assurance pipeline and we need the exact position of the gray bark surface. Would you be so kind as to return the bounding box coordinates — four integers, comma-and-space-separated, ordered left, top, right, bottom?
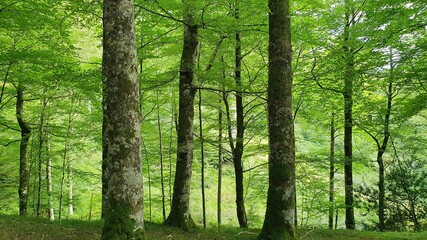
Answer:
101, 0, 144, 238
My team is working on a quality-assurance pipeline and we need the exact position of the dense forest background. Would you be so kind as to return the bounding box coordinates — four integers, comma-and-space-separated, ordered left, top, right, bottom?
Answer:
1, 0, 426, 233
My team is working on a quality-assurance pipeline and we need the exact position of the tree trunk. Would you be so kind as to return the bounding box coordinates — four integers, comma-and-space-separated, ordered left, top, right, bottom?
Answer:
329, 112, 335, 229
259, 0, 295, 238
217, 88, 223, 227
164, 0, 198, 230
343, 1, 355, 229
217, 60, 226, 227
16, 83, 31, 216
101, 0, 144, 238
142, 138, 152, 222
198, 89, 207, 228
377, 50, 394, 231
233, 1, 248, 228
46, 136, 54, 221
169, 86, 176, 207
59, 96, 74, 221
157, 91, 166, 221
36, 97, 47, 217
1, 61, 13, 106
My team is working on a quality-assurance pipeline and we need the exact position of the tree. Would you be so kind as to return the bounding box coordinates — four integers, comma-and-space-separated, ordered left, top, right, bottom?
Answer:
232, 0, 248, 228
259, 0, 295, 238
164, 0, 198, 230
16, 82, 31, 216
101, 0, 144, 238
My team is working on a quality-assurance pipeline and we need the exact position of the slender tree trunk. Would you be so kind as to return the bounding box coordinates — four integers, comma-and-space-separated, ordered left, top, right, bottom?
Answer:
36, 97, 47, 217
165, 0, 198, 230
169, 85, 176, 207
197, 89, 207, 228
294, 182, 298, 227
157, 91, 166, 221
335, 208, 339, 229
343, 1, 355, 229
409, 198, 420, 231
142, 138, 152, 222
88, 193, 93, 221
329, 112, 335, 229
233, 0, 248, 228
377, 50, 394, 231
1, 61, 13, 106
259, 0, 295, 238
217, 92, 223, 227
16, 83, 31, 216
59, 96, 74, 221
217, 59, 226, 227
101, 0, 144, 238
68, 159, 74, 217
46, 136, 54, 221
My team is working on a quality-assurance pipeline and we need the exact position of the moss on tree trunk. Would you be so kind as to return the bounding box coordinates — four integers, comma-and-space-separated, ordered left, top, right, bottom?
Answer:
259, 0, 295, 239
164, 0, 198, 231
101, 0, 144, 238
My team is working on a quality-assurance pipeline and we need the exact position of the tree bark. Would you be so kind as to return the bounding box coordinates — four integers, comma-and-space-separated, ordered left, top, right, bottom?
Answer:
157, 91, 166, 221
142, 138, 152, 222
36, 97, 47, 217
59, 96, 74, 221
101, 0, 144, 238
343, 1, 355, 229
217, 59, 226, 227
164, 0, 198, 230
198, 89, 207, 228
217, 90, 223, 227
329, 112, 335, 229
46, 135, 54, 221
16, 83, 31, 216
377, 51, 394, 230
68, 158, 74, 217
233, 0, 248, 228
259, 0, 295, 238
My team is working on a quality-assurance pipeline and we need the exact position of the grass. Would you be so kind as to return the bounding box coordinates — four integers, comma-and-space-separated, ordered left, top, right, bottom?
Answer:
1, 214, 426, 239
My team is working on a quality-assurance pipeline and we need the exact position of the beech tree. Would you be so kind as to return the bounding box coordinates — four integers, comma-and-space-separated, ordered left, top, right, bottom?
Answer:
259, 0, 295, 238
164, 0, 198, 230
101, 0, 144, 239
16, 82, 31, 216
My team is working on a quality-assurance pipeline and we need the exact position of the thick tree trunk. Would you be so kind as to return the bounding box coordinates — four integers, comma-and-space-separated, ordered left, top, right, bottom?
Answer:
101, 0, 144, 238
259, 0, 295, 238
343, 2, 355, 229
233, 1, 248, 228
16, 83, 31, 216
164, 0, 198, 230
329, 112, 335, 229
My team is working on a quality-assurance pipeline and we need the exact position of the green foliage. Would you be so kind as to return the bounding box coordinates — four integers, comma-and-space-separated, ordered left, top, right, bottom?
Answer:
0, 0, 426, 235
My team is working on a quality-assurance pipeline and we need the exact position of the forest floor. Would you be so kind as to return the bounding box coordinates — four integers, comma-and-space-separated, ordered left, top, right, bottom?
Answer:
0, 214, 426, 240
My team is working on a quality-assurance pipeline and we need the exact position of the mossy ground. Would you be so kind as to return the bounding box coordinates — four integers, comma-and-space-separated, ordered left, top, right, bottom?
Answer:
1, 214, 426, 240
